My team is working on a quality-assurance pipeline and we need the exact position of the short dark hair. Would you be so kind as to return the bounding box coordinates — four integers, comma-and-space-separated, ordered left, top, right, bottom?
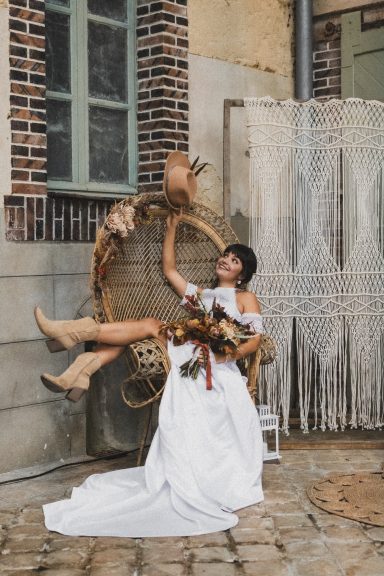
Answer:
223, 244, 257, 285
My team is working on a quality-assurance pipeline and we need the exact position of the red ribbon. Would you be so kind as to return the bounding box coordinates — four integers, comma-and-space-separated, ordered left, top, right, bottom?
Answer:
191, 341, 212, 390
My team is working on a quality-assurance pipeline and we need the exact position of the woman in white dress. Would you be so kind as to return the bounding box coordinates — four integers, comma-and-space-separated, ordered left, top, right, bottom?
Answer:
34, 209, 264, 537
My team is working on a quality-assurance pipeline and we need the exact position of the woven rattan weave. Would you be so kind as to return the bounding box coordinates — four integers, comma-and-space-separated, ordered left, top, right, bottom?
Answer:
91, 193, 275, 409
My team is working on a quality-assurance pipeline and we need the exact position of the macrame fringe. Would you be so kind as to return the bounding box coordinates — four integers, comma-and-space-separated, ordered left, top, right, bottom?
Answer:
246, 97, 384, 433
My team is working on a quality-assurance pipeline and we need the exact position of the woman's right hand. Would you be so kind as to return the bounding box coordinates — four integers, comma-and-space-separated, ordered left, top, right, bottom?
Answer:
166, 208, 183, 229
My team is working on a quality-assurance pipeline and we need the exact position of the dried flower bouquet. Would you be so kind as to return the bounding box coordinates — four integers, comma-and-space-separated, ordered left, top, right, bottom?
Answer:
161, 294, 257, 389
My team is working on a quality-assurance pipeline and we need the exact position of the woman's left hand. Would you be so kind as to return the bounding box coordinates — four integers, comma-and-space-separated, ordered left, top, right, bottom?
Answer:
197, 349, 227, 365
166, 208, 183, 229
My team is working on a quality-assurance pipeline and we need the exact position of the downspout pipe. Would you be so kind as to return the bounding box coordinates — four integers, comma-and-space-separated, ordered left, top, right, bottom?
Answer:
295, 0, 313, 100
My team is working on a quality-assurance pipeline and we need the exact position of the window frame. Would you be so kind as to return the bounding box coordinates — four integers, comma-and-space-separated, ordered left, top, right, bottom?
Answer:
46, 0, 137, 198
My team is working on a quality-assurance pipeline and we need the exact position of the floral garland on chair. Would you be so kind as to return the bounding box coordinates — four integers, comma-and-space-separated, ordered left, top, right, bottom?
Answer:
91, 196, 153, 295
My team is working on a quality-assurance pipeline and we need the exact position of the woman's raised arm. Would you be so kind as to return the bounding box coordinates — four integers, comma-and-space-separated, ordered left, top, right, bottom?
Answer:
162, 209, 188, 298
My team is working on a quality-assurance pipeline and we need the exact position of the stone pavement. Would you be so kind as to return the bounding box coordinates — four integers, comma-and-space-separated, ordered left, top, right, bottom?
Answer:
0, 448, 383, 576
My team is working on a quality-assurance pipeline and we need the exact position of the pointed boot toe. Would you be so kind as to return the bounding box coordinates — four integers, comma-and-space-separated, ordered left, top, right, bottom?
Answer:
34, 306, 100, 353
40, 352, 101, 402
40, 373, 65, 393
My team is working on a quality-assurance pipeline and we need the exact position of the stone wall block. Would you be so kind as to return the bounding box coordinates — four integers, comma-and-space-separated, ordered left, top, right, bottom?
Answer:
0, 401, 72, 474
0, 339, 68, 410
0, 276, 56, 343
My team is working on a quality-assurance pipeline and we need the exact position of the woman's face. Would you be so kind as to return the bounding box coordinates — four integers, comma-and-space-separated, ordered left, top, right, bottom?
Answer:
215, 252, 243, 285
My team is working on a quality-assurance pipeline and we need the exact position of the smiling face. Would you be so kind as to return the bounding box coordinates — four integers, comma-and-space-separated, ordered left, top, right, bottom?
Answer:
215, 251, 244, 286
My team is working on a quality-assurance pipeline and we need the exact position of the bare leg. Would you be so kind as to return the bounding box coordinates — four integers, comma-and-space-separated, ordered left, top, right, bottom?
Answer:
96, 317, 166, 347
92, 317, 167, 369
39, 320, 167, 401
93, 344, 126, 367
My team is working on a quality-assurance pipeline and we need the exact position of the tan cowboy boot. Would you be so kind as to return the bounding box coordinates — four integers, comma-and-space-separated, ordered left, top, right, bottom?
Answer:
34, 306, 100, 352
41, 352, 101, 402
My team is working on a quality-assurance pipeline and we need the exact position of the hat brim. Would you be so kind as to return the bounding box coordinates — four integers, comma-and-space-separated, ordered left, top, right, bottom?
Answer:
163, 151, 195, 208
163, 165, 197, 209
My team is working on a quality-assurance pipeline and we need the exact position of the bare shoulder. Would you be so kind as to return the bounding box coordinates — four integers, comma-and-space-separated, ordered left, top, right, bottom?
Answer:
236, 291, 261, 314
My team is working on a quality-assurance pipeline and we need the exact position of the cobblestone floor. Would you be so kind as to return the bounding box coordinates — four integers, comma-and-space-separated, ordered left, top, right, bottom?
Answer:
0, 448, 383, 576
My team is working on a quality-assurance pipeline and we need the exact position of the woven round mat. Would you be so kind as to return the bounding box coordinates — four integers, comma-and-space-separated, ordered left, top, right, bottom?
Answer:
307, 472, 384, 526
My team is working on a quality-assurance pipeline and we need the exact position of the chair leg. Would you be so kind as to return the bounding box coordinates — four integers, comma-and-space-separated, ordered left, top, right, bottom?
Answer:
136, 403, 153, 466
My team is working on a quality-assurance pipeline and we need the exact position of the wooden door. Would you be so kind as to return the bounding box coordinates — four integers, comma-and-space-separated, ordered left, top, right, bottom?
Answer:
341, 11, 384, 100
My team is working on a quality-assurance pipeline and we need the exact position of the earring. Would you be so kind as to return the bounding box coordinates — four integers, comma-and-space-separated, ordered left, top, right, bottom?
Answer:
237, 280, 241, 285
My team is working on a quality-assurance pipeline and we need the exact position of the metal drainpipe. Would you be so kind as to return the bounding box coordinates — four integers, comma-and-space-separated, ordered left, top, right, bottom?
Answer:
295, 0, 313, 100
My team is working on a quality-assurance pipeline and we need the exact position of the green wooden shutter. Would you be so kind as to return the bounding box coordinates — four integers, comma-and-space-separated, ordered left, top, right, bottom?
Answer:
341, 11, 384, 100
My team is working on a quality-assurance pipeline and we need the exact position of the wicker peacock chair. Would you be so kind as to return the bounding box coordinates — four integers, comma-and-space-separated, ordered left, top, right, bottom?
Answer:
90, 193, 276, 461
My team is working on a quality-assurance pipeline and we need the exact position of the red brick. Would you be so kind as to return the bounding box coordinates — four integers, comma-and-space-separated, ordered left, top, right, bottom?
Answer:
10, 18, 27, 33
138, 34, 176, 48
139, 140, 176, 152
151, 129, 187, 141
11, 145, 29, 156
10, 44, 27, 58
150, 1, 187, 15
9, 7, 44, 23
10, 32, 45, 49
176, 141, 188, 152
138, 162, 164, 173
12, 182, 46, 195
167, 68, 188, 80
30, 146, 46, 157
313, 79, 327, 89
12, 158, 46, 170
314, 86, 341, 98
11, 82, 45, 97
10, 58, 45, 73
138, 119, 176, 132
313, 60, 328, 70
137, 182, 162, 194
329, 58, 341, 68
11, 119, 28, 131
314, 68, 340, 79
329, 76, 341, 86
12, 133, 46, 145
29, 0, 45, 12
29, 23, 45, 36
176, 37, 188, 48
12, 169, 30, 181
10, 95, 28, 107
161, 45, 187, 58
151, 108, 187, 121
151, 150, 169, 161
11, 108, 45, 121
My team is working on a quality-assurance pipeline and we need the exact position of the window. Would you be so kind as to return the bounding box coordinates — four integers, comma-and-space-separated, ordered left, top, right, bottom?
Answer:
46, 0, 137, 197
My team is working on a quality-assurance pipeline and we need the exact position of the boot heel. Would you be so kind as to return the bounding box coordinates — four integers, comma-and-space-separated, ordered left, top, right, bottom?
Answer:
46, 339, 67, 353
66, 387, 86, 402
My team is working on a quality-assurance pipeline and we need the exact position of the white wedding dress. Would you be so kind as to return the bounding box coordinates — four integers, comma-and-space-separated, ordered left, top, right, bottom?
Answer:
43, 284, 264, 537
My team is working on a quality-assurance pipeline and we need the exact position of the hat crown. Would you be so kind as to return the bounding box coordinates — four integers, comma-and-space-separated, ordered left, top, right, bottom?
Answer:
163, 152, 197, 209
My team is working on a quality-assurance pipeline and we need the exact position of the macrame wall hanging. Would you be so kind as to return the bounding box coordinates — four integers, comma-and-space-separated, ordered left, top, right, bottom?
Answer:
245, 97, 384, 434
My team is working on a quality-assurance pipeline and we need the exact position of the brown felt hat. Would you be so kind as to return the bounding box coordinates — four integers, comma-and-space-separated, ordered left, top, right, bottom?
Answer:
163, 151, 197, 209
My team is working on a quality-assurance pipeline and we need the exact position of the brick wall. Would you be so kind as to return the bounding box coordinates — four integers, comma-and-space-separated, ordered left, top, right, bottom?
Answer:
4, 0, 190, 239
136, 0, 188, 193
313, 3, 384, 100
313, 38, 341, 100
9, 0, 47, 195
4, 195, 113, 241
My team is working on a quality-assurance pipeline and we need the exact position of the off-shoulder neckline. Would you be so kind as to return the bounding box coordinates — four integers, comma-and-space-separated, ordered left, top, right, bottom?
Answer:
198, 286, 262, 317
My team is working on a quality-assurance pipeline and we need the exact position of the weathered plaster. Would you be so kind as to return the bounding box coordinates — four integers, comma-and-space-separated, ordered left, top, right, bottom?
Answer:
0, 3, 95, 475
188, 0, 293, 78
189, 54, 293, 231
